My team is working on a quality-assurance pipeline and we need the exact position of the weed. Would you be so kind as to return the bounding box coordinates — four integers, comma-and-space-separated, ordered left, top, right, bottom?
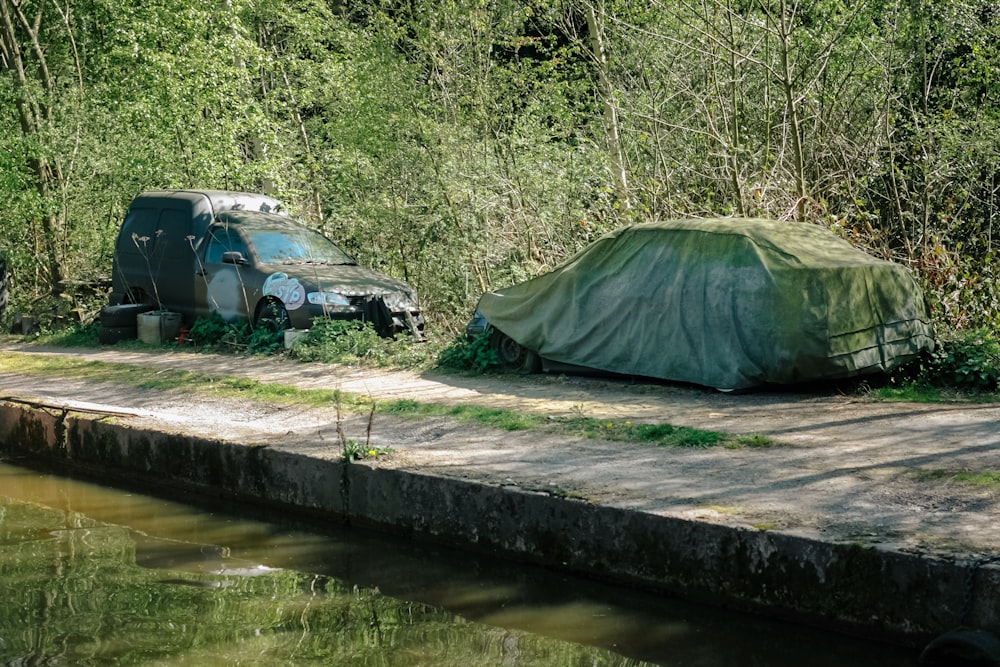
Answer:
909, 469, 952, 482
872, 384, 946, 403
955, 471, 1000, 486
750, 522, 778, 531
341, 440, 395, 461
35, 321, 101, 347
247, 321, 285, 355
290, 318, 426, 367
922, 329, 1000, 391
870, 328, 1000, 401
910, 469, 1000, 487
445, 405, 540, 431
333, 391, 392, 461
380, 399, 543, 431
560, 417, 725, 448
186, 312, 235, 347
436, 331, 497, 373
729, 433, 775, 449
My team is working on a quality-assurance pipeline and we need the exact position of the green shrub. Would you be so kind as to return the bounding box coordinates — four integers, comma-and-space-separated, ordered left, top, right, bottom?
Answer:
921, 329, 1000, 391
35, 321, 101, 347
186, 312, 277, 352
436, 331, 497, 373
186, 312, 233, 346
291, 319, 397, 365
247, 323, 285, 355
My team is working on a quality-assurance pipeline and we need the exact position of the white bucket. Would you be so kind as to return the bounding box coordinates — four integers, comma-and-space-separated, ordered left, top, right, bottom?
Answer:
284, 328, 309, 350
137, 311, 182, 345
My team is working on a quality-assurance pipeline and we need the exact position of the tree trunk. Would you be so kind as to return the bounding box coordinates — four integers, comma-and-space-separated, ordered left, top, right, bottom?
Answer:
774, 0, 807, 221
586, 2, 631, 212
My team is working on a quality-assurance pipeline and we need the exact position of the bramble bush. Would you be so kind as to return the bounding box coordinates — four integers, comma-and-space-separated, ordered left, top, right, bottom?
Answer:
920, 329, 1000, 392
436, 331, 497, 373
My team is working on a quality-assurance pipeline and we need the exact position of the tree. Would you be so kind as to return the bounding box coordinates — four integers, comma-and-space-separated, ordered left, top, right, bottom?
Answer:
0, 0, 78, 293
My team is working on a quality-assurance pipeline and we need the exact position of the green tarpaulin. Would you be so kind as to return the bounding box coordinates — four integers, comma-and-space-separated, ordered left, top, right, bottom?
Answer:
477, 218, 935, 390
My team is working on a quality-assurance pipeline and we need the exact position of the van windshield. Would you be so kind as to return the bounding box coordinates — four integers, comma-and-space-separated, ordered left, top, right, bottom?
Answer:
246, 228, 356, 266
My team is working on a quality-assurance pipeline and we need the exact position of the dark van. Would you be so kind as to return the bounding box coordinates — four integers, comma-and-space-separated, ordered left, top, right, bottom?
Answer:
108, 190, 423, 337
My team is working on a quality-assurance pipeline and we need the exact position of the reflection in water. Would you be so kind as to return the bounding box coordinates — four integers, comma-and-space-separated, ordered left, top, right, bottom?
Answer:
0, 460, 917, 666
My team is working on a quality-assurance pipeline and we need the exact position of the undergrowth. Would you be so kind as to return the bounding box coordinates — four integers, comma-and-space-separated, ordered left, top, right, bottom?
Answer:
290, 319, 427, 367
876, 327, 1000, 401
435, 330, 496, 373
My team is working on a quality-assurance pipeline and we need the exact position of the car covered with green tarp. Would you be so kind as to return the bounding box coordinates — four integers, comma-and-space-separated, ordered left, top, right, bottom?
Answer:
472, 218, 934, 391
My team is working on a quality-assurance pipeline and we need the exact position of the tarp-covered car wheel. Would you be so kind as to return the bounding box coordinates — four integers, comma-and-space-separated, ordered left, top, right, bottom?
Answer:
490, 329, 541, 373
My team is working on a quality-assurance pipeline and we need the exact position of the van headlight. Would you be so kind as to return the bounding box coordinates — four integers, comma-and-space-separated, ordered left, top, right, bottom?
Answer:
307, 291, 351, 307
382, 292, 418, 312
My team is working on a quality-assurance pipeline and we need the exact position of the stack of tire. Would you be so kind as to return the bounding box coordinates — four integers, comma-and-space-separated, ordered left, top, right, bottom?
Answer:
97, 303, 154, 344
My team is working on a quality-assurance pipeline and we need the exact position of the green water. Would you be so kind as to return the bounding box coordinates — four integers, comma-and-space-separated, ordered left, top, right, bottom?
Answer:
0, 460, 917, 666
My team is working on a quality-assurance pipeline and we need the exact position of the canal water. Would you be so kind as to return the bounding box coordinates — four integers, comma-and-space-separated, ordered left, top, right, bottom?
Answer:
0, 459, 918, 666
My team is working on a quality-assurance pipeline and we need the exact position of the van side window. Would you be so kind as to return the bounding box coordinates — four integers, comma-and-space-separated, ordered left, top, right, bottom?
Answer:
205, 228, 248, 264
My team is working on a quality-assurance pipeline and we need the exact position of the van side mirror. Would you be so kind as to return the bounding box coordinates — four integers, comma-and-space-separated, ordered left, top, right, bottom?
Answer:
221, 251, 247, 265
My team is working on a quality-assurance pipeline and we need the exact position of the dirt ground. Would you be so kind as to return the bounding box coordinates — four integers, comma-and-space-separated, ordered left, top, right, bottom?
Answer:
2, 341, 1000, 560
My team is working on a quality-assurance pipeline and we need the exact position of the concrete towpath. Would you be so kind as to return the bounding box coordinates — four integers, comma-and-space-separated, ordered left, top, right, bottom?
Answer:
2, 340, 1000, 648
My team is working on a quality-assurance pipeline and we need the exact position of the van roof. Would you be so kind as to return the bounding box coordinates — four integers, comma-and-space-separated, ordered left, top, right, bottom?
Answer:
132, 190, 286, 216
215, 210, 307, 230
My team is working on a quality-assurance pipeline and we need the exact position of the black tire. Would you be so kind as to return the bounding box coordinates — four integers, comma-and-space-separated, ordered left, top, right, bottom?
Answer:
97, 325, 138, 345
255, 300, 290, 332
920, 628, 1000, 666
100, 303, 155, 328
490, 330, 541, 373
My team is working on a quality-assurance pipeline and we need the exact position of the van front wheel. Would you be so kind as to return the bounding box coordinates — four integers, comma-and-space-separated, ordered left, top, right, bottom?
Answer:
255, 300, 290, 332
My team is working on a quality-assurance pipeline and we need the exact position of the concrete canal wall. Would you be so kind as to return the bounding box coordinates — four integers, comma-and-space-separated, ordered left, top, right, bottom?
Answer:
1, 399, 997, 652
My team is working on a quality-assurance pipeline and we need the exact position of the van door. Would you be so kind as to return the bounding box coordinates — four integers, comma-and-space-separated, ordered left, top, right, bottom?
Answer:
152, 206, 198, 318
194, 225, 257, 322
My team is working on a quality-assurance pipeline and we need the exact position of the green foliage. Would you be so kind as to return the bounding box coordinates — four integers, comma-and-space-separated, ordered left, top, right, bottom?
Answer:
289, 318, 426, 367
911, 469, 1000, 488
921, 329, 1000, 391
954, 471, 1000, 487
873, 384, 946, 403
730, 433, 776, 449
3, 0, 1000, 341
341, 440, 395, 461
186, 312, 234, 347
185, 312, 285, 355
561, 417, 725, 448
247, 322, 286, 355
436, 331, 497, 373
32, 322, 101, 347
